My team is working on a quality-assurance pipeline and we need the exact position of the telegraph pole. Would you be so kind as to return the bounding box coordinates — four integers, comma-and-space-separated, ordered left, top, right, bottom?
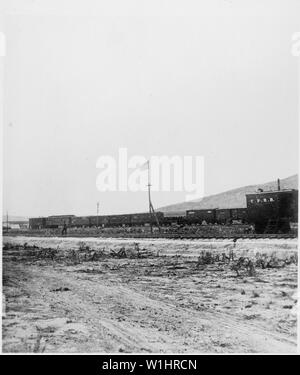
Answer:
147, 161, 153, 233
97, 202, 99, 227
146, 161, 160, 233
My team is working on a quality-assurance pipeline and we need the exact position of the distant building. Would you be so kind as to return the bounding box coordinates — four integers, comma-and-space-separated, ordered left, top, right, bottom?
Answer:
3, 221, 29, 230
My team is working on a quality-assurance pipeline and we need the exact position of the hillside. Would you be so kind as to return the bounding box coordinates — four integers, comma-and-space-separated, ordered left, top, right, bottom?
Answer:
159, 174, 298, 214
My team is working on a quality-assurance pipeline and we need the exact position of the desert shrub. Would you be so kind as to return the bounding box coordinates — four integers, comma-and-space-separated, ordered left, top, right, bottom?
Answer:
284, 253, 298, 265
28, 247, 58, 260
197, 251, 214, 266
231, 257, 256, 277
110, 247, 127, 258
134, 243, 140, 258
3, 243, 11, 250
254, 252, 297, 269
68, 249, 80, 264
78, 241, 90, 251
84, 249, 105, 261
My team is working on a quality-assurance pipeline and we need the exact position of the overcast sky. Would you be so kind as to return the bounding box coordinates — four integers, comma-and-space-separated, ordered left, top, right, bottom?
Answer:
1, 0, 300, 217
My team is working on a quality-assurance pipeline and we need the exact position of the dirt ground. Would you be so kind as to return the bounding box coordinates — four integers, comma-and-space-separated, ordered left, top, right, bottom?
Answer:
2, 239, 298, 353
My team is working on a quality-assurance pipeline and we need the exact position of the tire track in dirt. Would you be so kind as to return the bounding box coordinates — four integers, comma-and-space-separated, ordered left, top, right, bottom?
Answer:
3, 261, 297, 353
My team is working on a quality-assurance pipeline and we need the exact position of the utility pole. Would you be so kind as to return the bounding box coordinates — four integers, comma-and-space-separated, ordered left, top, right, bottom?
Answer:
97, 202, 99, 227
6, 211, 8, 232
147, 160, 153, 233
146, 160, 160, 233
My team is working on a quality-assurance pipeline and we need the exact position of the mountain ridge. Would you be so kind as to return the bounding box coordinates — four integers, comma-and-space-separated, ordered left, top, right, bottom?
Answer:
159, 174, 298, 214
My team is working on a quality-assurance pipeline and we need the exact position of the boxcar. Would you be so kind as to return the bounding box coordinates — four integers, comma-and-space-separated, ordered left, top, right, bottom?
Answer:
230, 208, 248, 223
215, 209, 231, 224
107, 214, 131, 226
45, 215, 74, 228
29, 217, 46, 229
71, 216, 90, 227
186, 209, 216, 224
131, 212, 164, 226
88, 215, 110, 226
162, 216, 186, 226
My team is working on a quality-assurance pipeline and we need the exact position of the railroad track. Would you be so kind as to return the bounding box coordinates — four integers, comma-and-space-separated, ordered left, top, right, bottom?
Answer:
5, 231, 297, 240
92, 233, 298, 240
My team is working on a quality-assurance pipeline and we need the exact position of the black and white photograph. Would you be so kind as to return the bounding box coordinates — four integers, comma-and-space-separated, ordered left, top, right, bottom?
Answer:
1, 0, 299, 356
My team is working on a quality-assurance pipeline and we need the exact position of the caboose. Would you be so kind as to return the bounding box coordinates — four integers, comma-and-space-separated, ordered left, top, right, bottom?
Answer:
246, 188, 298, 233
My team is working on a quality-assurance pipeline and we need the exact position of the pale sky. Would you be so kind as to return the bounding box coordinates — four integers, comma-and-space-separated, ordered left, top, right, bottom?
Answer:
1, 0, 299, 217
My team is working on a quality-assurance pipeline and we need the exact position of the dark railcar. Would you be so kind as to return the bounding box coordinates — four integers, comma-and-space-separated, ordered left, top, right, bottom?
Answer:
163, 211, 186, 218
88, 215, 110, 227
246, 189, 298, 233
29, 217, 46, 229
186, 209, 216, 224
107, 214, 131, 226
215, 209, 232, 224
131, 212, 164, 226
71, 216, 90, 227
162, 216, 186, 226
230, 208, 248, 223
45, 215, 74, 228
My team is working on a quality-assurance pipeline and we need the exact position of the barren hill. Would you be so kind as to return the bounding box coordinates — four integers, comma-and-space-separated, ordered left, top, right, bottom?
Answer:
159, 174, 298, 214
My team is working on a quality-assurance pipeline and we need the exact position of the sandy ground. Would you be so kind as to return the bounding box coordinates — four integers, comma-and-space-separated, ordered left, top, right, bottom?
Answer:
2, 237, 298, 353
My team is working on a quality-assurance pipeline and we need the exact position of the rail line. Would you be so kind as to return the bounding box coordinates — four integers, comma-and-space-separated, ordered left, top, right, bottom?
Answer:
74, 233, 298, 240
107, 233, 297, 240
4, 230, 297, 240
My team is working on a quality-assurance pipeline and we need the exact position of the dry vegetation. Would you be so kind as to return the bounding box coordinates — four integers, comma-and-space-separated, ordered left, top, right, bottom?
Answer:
2, 238, 298, 353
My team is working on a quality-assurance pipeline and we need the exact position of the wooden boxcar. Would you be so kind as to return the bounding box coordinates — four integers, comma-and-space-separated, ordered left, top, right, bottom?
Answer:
131, 212, 164, 226
215, 209, 232, 224
71, 216, 90, 227
45, 215, 74, 228
88, 215, 110, 226
29, 217, 46, 229
186, 209, 216, 224
230, 208, 248, 223
107, 214, 132, 226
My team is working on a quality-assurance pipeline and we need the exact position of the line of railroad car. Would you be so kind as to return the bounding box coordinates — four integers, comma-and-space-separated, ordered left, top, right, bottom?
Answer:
185, 208, 247, 224
28, 188, 298, 233
30, 212, 166, 229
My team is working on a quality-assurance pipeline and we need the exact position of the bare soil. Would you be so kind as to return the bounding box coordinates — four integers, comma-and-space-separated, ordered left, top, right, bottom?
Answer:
2, 238, 298, 353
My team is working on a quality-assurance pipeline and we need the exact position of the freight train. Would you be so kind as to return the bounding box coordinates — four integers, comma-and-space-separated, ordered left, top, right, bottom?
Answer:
29, 212, 165, 230
29, 188, 298, 233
